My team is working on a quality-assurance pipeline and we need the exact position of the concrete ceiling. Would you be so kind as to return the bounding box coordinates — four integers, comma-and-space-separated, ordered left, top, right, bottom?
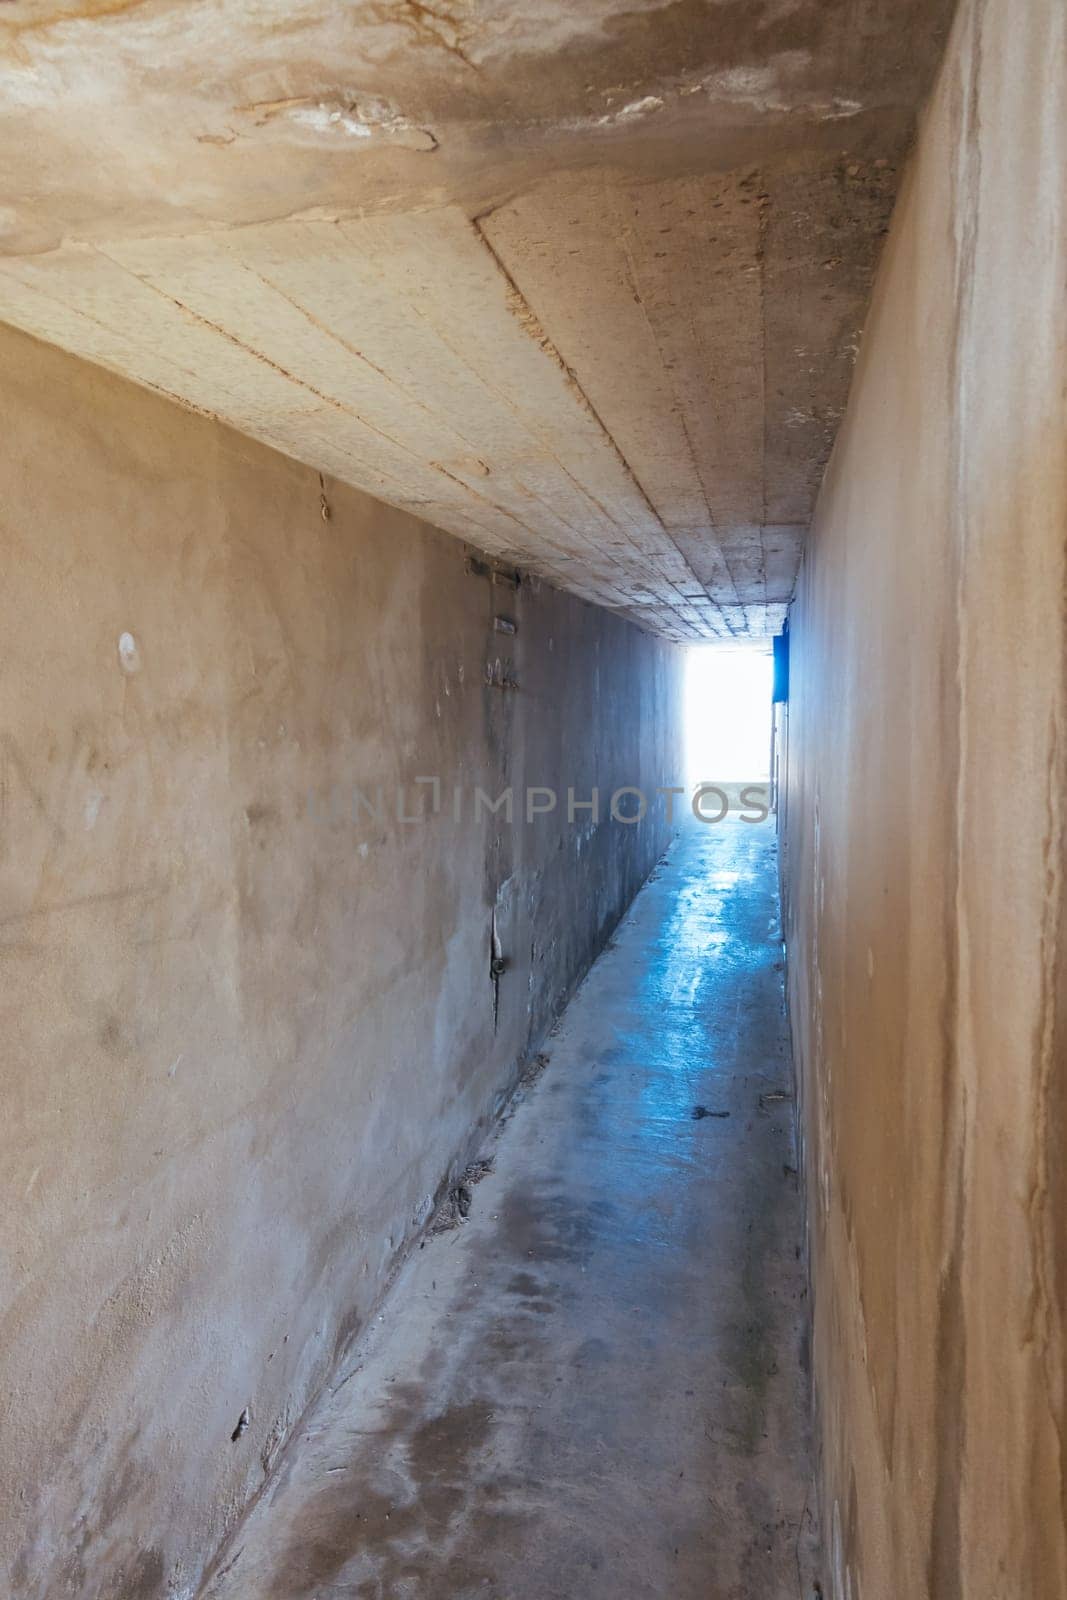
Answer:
0, 0, 954, 640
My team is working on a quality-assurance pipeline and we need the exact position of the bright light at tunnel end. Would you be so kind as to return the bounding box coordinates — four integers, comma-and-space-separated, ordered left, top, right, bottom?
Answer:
685, 642, 774, 791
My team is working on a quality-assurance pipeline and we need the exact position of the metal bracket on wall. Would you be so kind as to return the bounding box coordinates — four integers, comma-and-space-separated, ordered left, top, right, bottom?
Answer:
466, 554, 521, 590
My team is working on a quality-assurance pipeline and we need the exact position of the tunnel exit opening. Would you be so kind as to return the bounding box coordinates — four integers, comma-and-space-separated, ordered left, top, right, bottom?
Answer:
684, 643, 774, 796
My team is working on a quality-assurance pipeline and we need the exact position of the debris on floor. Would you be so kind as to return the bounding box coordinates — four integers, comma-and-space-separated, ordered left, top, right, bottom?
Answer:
519, 1051, 551, 1088
430, 1157, 495, 1234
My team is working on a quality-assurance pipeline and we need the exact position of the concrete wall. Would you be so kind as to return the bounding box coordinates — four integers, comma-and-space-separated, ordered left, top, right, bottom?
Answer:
781, 1, 1067, 1595
0, 324, 682, 1599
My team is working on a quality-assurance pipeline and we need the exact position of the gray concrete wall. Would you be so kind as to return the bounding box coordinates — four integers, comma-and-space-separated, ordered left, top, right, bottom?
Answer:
0, 323, 682, 1599
781, 1, 1067, 1595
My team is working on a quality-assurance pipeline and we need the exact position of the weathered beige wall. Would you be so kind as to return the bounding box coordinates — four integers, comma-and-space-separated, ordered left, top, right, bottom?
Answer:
782, 1, 1067, 1594
0, 324, 682, 1598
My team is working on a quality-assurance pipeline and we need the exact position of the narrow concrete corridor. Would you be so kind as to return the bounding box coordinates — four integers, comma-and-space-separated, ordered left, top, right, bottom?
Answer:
205, 821, 816, 1600
5, 7, 1064, 1590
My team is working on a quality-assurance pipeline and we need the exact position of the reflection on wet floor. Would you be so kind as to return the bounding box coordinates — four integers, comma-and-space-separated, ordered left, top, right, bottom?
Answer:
205, 819, 818, 1600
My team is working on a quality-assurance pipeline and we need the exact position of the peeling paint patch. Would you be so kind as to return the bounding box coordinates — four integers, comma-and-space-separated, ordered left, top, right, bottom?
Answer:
117, 630, 140, 672
289, 105, 373, 139
597, 93, 664, 125
238, 93, 437, 151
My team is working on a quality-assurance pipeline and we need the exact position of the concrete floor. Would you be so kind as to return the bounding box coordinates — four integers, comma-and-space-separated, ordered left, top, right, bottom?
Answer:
205, 820, 818, 1600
